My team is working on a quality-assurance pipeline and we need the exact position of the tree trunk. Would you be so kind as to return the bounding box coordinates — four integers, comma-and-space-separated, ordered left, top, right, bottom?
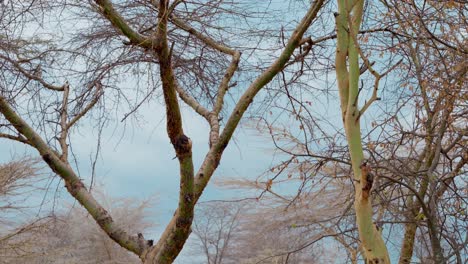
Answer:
334, 0, 390, 262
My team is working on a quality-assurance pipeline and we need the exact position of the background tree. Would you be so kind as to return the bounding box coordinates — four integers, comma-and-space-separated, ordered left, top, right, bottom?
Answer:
0, 157, 51, 262
0, 187, 154, 264
189, 201, 245, 264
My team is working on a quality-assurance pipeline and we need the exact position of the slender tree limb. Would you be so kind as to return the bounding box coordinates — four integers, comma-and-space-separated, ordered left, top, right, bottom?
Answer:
168, 15, 237, 56
66, 83, 104, 130
174, 84, 211, 121
345, 14, 402, 119
166, 5, 242, 146
358, 59, 401, 118
213, 51, 241, 116
0, 54, 65, 91
0, 95, 146, 255
59, 82, 70, 161
0, 132, 31, 146
94, 0, 158, 49
194, 0, 325, 197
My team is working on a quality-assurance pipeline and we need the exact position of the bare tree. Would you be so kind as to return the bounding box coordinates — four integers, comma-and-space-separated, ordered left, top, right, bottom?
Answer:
0, 188, 155, 264
189, 201, 245, 264
218, 164, 360, 264
0, 157, 51, 263
0, 0, 326, 262
0, 158, 41, 208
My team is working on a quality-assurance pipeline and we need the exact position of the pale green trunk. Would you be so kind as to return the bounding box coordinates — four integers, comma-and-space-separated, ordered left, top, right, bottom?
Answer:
335, 0, 390, 263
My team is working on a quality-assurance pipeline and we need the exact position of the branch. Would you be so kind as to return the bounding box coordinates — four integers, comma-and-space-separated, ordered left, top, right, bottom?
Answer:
345, 16, 402, 119
59, 82, 70, 161
0, 54, 65, 91
213, 51, 241, 115
169, 7, 242, 146
174, 84, 211, 121
93, 1, 195, 262
169, 15, 238, 56
410, 1, 468, 54
94, 0, 158, 49
358, 59, 401, 118
194, 0, 325, 197
210, 51, 241, 145
0, 133, 31, 146
0, 95, 146, 255
66, 83, 104, 130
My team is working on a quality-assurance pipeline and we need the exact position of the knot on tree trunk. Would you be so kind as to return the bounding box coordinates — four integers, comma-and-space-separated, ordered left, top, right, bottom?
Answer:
360, 160, 374, 199
137, 233, 154, 252
65, 180, 86, 196
367, 257, 386, 264
174, 134, 192, 158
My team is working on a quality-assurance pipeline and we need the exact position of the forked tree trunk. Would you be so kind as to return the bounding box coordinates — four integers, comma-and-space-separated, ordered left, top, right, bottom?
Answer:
334, 0, 391, 263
